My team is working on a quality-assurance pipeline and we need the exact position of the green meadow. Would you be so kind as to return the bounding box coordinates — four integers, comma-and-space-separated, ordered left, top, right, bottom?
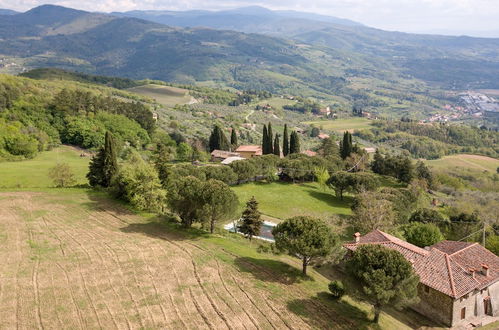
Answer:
304, 117, 373, 132
0, 146, 89, 188
126, 84, 194, 106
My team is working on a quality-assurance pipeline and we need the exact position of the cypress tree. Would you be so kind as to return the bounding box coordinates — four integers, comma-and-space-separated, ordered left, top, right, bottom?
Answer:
238, 196, 263, 241
262, 124, 268, 154
283, 124, 289, 156
208, 126, 220, 152
87, 146, 105, 187
290, 131, 301, 154
340, 131, 353, 159
267, 122, 273, 154
273, 134, 280, 156
230, 126, 238, 148
102, 131, 118, 187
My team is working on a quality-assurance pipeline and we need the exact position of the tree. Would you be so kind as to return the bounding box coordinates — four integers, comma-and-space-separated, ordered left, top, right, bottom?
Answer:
267, 122, 273, 154
347, 244, 419, 323
273, 134, 280, 156
318, 137, 339, 157
48, 163, 76, 187
351, 191, 396, 233
230, 126, 238, 148
283, 124, 290, 156
166, 176, 205, 227
262, 124, 269, 154
272, 216, 337, 275
403, 223, 444, 248
409, 208, 446, 224
310, 126, 320, 137
486, 235, 499, 256
201, 179, 238, 233
230, 160, 257, 184
328, 281, 345, 299
371, 150, 386, 174
87, 131, 118, 187
238, 197, 263, 241
209, 125, 230, 151
289, 131, 300, 154
112, 152, 166, 212
340, 131, 353, 160
176, 142, 193, 161
102, 131, 118, 187
326, 172, 379, 200
397, 156, 414, 183
314, 166, 330, 192
415, 161, 434, 188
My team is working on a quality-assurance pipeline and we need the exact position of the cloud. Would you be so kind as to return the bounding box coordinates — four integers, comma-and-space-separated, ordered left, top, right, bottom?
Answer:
1, 0, 498, 36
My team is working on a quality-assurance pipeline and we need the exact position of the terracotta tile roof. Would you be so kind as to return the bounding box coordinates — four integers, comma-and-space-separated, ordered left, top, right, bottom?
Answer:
430, 240, 474, 255
235, 145, 262, 154
344, 231, 499, 299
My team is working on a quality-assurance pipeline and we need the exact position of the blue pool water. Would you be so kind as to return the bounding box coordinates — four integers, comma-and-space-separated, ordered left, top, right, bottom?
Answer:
224, 222, 276, 242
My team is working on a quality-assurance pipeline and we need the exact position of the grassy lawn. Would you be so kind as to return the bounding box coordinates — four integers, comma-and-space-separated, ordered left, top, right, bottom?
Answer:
251, 97, 295, 111
0, 146, 89, 188
425, 154, 499, 173
126, 84, 194, 106
304, 117, 373, 133
231, 182, 352, 221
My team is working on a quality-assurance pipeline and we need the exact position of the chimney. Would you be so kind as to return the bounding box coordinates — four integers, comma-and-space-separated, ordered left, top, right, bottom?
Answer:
482, 264, 489, 277
354, 232, 361, 243
469, 268, 476, 279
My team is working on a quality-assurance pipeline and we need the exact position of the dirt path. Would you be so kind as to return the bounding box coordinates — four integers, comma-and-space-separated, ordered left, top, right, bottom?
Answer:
0, 191, 332, 329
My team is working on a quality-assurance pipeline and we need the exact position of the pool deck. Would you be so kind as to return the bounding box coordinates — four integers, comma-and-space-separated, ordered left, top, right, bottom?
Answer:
224, 221, 277, 242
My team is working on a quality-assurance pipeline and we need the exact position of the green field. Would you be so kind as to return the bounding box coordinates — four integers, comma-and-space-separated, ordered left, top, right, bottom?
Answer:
252, 97, 295, 111
425, 154, 499, 173
126, 84, 195, 106
231, 182, 352, 221
0, 146, 89, 188
304, 117, 373, 132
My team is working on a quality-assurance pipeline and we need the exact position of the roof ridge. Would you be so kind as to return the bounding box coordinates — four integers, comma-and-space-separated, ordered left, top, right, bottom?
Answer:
377, 230, 428, 256
449, 242, 479, 256
445, 254, 457, 297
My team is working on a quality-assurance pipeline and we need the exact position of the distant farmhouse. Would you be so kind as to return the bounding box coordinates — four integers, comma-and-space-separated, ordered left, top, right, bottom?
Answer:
235, 145, 263, 159
344, 230, 499, 328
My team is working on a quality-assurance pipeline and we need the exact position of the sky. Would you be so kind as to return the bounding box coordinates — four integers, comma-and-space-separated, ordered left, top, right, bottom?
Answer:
2, 0, 499, 37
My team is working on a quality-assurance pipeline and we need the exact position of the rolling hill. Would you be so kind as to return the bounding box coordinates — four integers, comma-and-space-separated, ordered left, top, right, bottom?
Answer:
115, 6, 499, 89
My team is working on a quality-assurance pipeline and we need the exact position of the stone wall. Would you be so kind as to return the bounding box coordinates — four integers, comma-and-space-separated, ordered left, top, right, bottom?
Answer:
412, 283, 454, 327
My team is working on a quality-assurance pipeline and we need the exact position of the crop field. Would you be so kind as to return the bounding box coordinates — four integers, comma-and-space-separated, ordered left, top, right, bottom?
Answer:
127, 84, 196, 106
425, 154, 499, 173
0, 189, 398, 329
0, 146, 90, 188
231, 182, 352, 221
303, 118, 373, 133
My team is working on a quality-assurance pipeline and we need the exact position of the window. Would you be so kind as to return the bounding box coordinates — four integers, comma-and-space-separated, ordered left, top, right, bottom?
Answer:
424, 285, 430, 293
461, 307, 466, 320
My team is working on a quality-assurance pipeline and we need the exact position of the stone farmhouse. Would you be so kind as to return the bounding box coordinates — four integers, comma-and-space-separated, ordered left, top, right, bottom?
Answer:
344, 230, 499, 328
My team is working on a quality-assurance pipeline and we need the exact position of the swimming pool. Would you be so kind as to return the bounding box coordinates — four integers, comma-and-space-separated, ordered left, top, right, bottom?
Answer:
224, 221, 277, 242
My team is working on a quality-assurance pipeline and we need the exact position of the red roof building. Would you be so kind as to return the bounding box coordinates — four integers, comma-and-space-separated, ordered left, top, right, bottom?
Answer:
344, 230, 499, 327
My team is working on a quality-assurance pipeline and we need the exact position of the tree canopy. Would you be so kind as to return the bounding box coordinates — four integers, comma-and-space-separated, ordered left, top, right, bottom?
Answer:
272, 216, 337, 275
347, 244, 419, 323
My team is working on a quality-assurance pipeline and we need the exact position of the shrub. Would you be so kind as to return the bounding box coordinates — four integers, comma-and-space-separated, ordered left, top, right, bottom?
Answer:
328, 280, 345, 299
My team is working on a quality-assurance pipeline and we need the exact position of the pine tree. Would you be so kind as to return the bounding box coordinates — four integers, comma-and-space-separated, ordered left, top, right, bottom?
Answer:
289, 131, 301, 154
230, 126, 238, 148
283, 124, 289, 156
238, 197, 263, 241
340, 131, 353, 159
273, 134, 280, 156
267, 122, 273, 154
102, 131, 118, 187
262, 124, 268, 154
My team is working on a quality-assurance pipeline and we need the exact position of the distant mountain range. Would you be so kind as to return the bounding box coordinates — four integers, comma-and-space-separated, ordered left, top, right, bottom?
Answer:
0, 4, 499, 93
0, 9, 18, 15
111, 6, 363, 34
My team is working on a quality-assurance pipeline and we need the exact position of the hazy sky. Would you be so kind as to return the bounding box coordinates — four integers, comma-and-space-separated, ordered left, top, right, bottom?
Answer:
2, 0, 499, 37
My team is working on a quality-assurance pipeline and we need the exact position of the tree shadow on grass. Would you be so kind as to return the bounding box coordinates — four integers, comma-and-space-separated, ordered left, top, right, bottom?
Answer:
287, 292, 372, 330
120, 220, 210, 242
305, 189, 354, 209
234, 257, 310, 285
